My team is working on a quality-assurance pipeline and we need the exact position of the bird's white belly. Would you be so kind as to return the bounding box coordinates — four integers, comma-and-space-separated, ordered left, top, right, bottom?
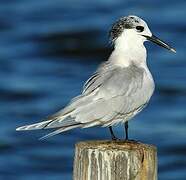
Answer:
142, 68, 155, 101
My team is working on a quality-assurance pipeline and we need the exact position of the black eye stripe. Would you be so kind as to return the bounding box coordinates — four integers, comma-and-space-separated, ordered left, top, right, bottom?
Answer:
136, 26, 144, 32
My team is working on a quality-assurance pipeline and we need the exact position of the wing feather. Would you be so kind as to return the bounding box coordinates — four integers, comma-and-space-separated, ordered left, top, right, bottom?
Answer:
16, 61, 154, 138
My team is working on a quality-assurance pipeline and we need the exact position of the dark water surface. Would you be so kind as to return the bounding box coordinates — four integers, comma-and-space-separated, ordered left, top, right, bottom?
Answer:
0, 0, 185, 180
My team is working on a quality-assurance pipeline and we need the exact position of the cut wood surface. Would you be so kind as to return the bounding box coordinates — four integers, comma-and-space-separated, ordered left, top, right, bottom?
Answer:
73, 140, 157, 180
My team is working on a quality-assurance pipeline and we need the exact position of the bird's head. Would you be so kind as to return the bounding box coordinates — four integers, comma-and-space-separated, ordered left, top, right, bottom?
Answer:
110, 15, 176, 53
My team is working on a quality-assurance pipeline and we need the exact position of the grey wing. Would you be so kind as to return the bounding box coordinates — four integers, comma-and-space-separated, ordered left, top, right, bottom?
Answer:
16, 62, 111, 131
70, 64, 149, 127
42, 62, 120, 128
82, 61, 116, 94
16, 62, 151, 138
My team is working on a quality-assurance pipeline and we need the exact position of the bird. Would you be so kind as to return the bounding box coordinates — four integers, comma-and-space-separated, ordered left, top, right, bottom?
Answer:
16, 15, 176, 140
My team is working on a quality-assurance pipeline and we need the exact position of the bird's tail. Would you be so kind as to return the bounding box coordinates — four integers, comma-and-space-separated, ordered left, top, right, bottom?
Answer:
16, 94, 94, 139
16, 115, 82, 140
39, 124, 81, 140
16, 120, 53, 131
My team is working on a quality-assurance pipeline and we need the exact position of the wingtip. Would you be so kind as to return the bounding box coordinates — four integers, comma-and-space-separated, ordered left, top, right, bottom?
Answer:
16, 126, 25, 131
39, 135, 50, 141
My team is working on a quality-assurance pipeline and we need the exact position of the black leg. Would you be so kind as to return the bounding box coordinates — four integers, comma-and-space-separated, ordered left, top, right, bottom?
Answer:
125, 121, 129, 140
109, 126, 118, 141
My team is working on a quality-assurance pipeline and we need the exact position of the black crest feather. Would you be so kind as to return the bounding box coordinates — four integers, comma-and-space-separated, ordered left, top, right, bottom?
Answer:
109, 16, 140, 42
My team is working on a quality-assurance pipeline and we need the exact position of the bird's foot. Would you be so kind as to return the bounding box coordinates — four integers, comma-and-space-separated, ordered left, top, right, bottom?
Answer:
111, 136, 121, 141
123, 139, 141, 143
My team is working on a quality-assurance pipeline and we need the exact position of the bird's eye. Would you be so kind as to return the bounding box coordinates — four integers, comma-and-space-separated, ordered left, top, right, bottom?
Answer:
136, 26, 144, 32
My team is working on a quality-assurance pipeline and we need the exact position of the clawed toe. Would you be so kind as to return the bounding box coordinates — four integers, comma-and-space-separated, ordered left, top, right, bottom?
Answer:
111, 137, 121, 141
124, 139, 140, 143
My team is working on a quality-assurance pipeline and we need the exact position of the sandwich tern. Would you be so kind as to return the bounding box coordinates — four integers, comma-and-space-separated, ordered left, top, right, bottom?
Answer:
16, 15, 176, 140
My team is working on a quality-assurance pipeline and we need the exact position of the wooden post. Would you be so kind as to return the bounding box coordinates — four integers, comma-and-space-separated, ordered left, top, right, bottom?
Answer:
73, 140, 157, 180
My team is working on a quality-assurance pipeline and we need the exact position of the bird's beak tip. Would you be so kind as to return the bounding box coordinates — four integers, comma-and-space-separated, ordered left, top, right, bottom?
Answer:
170, 48, 176, 53
144, 34, 176, 54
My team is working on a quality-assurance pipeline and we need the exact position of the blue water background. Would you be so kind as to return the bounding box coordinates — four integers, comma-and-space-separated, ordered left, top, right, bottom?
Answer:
0, 0, 185, 179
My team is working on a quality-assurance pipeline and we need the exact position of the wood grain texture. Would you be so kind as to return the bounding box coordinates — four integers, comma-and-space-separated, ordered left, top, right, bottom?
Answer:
73, 140, 157, 180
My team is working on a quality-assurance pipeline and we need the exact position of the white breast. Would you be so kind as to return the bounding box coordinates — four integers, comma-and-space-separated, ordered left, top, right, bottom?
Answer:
142, 66, 155, 102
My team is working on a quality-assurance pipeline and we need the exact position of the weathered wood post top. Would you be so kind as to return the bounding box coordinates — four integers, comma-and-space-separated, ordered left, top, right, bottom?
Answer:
73, 140, 157, 180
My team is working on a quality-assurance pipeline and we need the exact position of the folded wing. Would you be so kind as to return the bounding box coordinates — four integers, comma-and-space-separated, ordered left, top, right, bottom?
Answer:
16, 62, 150, 139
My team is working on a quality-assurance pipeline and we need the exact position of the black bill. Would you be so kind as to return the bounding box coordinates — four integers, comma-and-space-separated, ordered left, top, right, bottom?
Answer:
143, 34, 176, 53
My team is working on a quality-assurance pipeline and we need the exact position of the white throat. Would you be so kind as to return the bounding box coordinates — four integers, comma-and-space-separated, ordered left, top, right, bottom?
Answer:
109, 30, 147, 67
